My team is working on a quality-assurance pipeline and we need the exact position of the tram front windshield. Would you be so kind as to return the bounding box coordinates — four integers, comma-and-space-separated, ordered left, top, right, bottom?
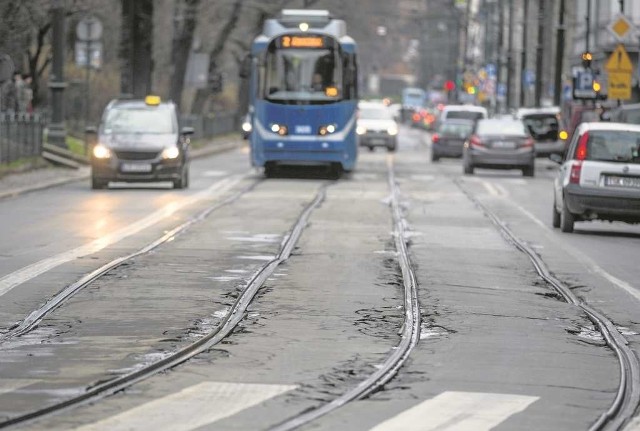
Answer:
264, 47, 342, 104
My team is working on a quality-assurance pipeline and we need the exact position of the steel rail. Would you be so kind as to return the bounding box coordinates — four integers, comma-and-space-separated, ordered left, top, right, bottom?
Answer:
269, 155, 421, 431
0, 183, 327, 430
455, 179, 640, 431
0, 175, 260, 344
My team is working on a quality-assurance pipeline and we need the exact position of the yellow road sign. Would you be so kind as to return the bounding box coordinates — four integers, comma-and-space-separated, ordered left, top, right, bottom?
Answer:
605, 44, 633, 72
608, 71, 632, 100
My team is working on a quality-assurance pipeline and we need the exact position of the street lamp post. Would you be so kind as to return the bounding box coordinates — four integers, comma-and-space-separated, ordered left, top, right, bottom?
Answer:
49, 0, 67, 148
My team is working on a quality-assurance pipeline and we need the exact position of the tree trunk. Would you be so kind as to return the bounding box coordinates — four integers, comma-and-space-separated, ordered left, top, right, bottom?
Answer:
190, 0, 242, 114
121, 0, 154, 98
169, 0, 201, 108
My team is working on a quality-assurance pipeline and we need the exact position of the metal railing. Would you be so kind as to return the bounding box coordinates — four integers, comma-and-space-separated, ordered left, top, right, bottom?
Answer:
0, 113, 46, 164
180, 112, 238, 140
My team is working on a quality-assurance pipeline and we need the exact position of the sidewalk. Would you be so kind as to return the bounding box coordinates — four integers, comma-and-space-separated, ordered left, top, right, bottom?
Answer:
0, 135, 243, 201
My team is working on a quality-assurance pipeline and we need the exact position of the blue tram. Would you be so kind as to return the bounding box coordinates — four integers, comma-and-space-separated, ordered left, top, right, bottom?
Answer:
248, 10, 359, 176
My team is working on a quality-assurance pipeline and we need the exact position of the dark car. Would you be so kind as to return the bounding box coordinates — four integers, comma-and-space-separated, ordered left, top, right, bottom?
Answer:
431, 119, 474, 161
463, 118, 535, 176
516, 107, 567, 157
89, 96, 193, 190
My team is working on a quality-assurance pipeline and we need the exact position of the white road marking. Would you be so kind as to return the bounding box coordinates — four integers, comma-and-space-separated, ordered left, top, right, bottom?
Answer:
73, 382, 296, 431
509, 200, 640, 303
370, 391, 538, 431
0, 379, 37, 395
482, 181, 501, 196
0, 176, 244, 298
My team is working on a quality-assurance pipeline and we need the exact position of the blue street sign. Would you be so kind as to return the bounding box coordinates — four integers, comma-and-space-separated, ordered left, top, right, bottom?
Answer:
486, 63, 497, 78
523, 69, 535, 88
497, 83, 506, 96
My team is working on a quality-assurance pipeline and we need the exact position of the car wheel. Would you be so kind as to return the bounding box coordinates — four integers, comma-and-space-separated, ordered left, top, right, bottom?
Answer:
522, 164, 534, 177
552, 198, 561, 228
91, 176, 107, 190
368, 146, 374, 152
560, 200, 575, 233
463, 161, 474, 175
173, 166, 188, 189
387, 144, 396, 153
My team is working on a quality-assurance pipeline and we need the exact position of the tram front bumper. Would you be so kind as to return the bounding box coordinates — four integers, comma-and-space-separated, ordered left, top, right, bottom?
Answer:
257, 138, 356, 167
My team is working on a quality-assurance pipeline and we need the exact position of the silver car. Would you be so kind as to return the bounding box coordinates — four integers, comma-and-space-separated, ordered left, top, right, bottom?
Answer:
462, 119, 535, 176
551, 122, 640, 232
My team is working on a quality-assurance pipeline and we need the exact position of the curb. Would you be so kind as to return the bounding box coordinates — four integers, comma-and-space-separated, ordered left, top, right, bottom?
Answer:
0, 139, 243, 201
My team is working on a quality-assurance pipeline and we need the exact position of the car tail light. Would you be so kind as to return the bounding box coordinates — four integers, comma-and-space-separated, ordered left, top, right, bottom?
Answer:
412, 113, 420, 122
522, 137, 534, 147
570, 161, 582, 184
575, 132, 589, 160
432, 133, 440, 143
469, 135, 483, 148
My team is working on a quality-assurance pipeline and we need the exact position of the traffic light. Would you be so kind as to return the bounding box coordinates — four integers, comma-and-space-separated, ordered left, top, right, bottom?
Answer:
210, 72, 224, 93
582, 51, 593, 68
444, 80, 456, 92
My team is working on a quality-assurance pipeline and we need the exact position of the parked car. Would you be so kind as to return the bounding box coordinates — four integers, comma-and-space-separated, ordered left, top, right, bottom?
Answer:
357, 101, 399, 152
516, 106, 568, 157
89, 95, 193, 189
462, 118, 535, 176
431, 119, 474, 161
551, 122, 640, 232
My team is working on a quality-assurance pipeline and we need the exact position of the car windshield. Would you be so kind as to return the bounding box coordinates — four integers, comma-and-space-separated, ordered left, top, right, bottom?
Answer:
360, 107, 393, 120
447, 110, 484, 121
438, 122, 473, 137
522, 114, 559, 140
585, 130, 640, 163
477, 120, 527, 136
103, 108, 176, 134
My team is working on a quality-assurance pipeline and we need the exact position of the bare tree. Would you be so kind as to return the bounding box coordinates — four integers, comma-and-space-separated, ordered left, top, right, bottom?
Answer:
169, 0, 201, 108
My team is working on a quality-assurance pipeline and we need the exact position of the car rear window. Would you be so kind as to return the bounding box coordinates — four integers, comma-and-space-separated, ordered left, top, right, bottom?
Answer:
522, 114, 559, 141
476, 120, 527, 136
446, 111, 484, 121
438, 123, 473, 137
583, 131, 640, 163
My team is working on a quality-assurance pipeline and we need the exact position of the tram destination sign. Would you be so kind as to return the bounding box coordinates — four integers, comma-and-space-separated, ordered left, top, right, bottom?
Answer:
279, 35, 326, 49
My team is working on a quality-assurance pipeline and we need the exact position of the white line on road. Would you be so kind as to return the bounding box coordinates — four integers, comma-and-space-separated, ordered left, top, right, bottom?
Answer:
73, 381, 297, 431
369, 391, 538, 431
0, 176, 244, 298
509, 200, 640, 303
0, 379, 37, 395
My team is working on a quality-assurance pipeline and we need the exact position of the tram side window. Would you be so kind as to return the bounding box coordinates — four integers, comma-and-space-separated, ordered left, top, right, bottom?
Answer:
343, 53, 357, 100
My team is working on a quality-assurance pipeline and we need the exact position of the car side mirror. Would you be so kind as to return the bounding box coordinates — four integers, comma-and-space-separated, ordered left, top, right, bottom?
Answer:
181, 126, 195, 136
549, 153, 563, 164
85, 125, 97, 135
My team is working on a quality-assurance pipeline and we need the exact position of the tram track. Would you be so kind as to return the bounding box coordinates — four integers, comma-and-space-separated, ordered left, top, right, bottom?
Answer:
0, 175, 260, 344
0, 182, 329, 429
269, 155, 421, 431
455, 178, 640, 431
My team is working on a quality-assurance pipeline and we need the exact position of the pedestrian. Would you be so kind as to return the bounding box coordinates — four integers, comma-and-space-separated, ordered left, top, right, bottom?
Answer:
19, 73, 33, 113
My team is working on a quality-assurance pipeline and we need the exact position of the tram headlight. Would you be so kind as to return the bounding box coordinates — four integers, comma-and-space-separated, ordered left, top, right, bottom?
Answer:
318, 124, 337, 136
242, 121, 252, 133
270, 123, 288, 136
387, 125, 399, 136
92, 144, 111, 159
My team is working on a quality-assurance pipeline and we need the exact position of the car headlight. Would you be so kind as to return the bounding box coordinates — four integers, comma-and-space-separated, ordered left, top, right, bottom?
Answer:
387, 125, 399, 136
92, 144, 111, 159
270, 123, 288, 136
242, 121, 252, 133
318, 124, 337, 136
162, 146, 180, 160
356, 126, 367, 135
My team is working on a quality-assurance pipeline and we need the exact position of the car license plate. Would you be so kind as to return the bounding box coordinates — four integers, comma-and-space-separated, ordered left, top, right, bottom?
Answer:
121, 163, 152, 173
605, 175, 640, 189
295, 125, 312, 134
493, 141, 516, 149
371, 139, 386, 145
